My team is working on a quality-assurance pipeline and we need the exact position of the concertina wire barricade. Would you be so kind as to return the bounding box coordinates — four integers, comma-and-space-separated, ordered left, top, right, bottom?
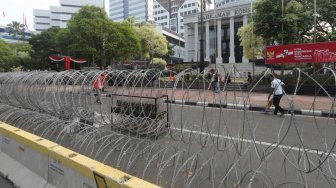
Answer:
0, 68, 335, 187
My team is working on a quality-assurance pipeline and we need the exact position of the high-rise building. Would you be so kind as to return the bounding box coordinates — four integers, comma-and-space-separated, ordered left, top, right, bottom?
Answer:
154, 0, 211, 36
109, 0, 154, 23
34, 0, 104, 32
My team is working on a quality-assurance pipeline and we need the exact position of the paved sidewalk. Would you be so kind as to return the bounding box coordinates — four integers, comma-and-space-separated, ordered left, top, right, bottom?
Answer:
102, 87, 335, 117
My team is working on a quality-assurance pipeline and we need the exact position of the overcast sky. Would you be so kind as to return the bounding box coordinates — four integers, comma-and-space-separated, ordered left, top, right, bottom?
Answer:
0, 0, 109, 31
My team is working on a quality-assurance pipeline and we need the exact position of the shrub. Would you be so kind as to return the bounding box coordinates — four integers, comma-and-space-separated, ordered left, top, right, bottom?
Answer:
150, 58, 166, 70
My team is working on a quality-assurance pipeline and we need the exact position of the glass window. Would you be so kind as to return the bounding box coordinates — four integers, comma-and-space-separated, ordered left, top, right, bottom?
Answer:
188, 4, 191, 7
192, 3, 195, 6
188, 10, 191, 14
184, 4, 187, 8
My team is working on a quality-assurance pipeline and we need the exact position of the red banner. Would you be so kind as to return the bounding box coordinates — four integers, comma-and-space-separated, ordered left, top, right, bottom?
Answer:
266, 42, 336, 64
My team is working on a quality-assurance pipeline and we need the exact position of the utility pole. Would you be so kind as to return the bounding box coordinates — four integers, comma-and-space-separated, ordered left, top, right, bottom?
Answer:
280, 0, 285, 77
251, 1, 255, 77
199, 0, 205, 73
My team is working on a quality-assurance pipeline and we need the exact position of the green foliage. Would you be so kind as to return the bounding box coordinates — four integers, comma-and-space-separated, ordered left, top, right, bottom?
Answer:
67, 6, 140, 66
237, 22, 265, 59
156, 44, 175, 63
28, 28, 63, 69
0, 39, 19, 71
252, 0, 336, 44
135, 23, 168, 60
172, 63, 198, 73
150, 58, 166, 70
314, 0, 336, 41
251, 70, 335, 87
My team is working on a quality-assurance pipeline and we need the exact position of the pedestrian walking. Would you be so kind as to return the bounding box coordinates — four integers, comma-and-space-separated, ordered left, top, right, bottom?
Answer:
247, 72, 253, 84
267, 74, 285, 116
210, 69, 220, 93
93, 74, 106, 104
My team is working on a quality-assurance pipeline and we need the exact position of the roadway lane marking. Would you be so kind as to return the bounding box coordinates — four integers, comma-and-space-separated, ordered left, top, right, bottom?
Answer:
170, 127, 336, 157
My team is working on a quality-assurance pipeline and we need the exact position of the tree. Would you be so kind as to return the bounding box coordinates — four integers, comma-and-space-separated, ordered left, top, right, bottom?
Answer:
8, 43, 32, 70
109, 22, 141, 63
313, 0, 336, 41
28, 28, 64, 69
135, 23, 168, 63
237, 22, 265, 60
156, 43, 175, 63
151, 58, 167, 70
7, 21, 25, 41
0, 39, 18, 71
67, 6, 141, 67
252, 0, 336, 44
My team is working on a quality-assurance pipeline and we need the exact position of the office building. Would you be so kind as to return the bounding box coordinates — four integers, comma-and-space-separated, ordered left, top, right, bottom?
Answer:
34, 0, 104, 32
0, 25, 34, 43
109, 0, 154, 23
154, 0, 211, 36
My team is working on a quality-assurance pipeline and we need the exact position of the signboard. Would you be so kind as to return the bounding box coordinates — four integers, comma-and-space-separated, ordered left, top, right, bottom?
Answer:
266, 42, 336, 64
198, 6, 251, 21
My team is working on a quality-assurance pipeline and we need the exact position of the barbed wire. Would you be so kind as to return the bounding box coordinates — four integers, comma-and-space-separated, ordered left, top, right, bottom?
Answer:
0, 67, 335, 187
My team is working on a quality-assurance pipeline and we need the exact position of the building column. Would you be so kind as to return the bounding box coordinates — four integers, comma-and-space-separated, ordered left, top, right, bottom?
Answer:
242, 15, 249, 63
205, 21, 210, 62
184, 25, 189, 62
194, 22, 198, 62
216, 19, 222, 64
229, 17, 235, 63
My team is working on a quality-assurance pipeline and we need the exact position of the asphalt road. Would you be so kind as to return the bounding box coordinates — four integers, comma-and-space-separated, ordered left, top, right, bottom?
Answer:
89, 98, 336, 187
162, 104, 336, 187
2, 94, 336, 187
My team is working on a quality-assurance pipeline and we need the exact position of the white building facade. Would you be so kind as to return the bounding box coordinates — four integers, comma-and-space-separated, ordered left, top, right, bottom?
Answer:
109, 0, 154, 23
34, 0, 104, 32
154, 0, 211, 37
183, 0, 253, 64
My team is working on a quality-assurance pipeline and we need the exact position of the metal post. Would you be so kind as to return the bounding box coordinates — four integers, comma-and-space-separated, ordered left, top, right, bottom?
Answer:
199, 0, 205, 73
251, 2, 255, 77
213, 0, 217, 68
313, 0, 317, 43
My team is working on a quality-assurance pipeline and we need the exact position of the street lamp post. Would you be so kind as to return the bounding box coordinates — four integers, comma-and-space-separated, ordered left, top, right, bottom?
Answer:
199, 0, 205, 73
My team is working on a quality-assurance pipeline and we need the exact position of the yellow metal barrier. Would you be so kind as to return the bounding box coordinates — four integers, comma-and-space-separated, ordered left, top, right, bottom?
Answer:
0, 122, 160, 188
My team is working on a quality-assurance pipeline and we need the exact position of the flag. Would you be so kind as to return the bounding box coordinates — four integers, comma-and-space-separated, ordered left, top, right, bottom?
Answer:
2, 11, 5, 17
24, 17, 28, 30
23, 13, 28, 30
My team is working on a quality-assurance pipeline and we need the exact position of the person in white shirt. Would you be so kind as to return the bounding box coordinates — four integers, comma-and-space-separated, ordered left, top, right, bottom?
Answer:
268, 74, 285, 116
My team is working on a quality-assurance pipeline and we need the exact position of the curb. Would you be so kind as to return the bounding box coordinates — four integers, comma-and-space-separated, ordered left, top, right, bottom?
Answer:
91, 93, 335, 118
165, 100, 335, 118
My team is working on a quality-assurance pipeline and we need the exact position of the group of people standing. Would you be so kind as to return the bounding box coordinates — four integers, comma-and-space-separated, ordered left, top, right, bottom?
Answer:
210, 69, 252, 93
